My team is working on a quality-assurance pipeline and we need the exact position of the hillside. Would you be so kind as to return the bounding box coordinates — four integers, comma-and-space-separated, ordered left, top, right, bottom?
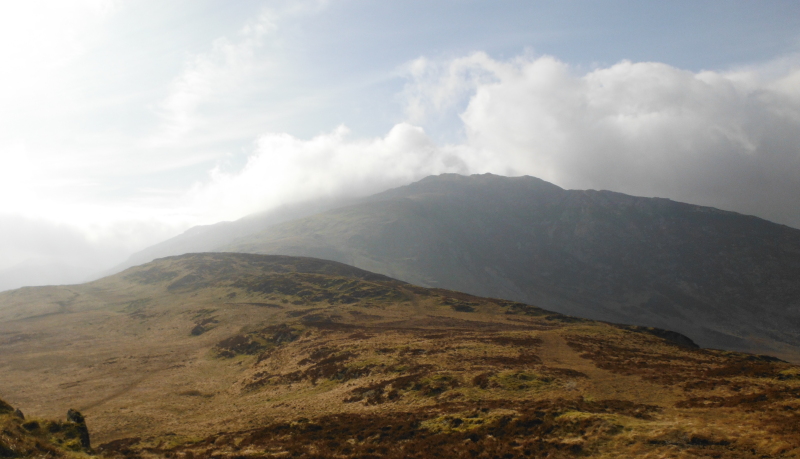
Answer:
217, 174, 800, 361
1, 253, 799, 458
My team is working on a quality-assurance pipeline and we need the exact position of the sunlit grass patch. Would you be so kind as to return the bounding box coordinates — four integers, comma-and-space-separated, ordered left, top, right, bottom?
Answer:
420, 412, 489, 433
778, 367, 800, 380
492, 370, 553, 391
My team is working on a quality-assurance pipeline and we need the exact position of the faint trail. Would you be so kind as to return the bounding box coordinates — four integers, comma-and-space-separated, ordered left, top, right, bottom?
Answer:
537, 330, 679, 406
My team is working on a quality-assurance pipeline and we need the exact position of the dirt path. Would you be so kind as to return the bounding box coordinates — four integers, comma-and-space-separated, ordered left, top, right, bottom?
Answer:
537, 330, 681, 407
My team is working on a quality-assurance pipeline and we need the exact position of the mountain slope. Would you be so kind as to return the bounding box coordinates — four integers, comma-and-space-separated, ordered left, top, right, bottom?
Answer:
220, 174, 800, 360
1, 253, 799, 458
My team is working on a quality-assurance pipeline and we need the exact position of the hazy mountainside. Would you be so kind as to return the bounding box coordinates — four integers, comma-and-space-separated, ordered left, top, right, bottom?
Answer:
219, 174, 800, 361
1, 253, 799, 458
113, 197, 359, 274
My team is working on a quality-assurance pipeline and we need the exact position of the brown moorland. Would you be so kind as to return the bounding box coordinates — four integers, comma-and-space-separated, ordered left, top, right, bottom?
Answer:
0, 253, 798, 458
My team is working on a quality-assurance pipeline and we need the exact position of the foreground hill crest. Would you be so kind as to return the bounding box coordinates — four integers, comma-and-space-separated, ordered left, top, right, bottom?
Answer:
1, 253, 799, 458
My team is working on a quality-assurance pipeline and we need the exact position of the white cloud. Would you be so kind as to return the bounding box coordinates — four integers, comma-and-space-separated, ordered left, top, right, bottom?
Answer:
403, 53, 800, 227
152, 0, 334, 149
0, 215, 110, 270
0, 0, 115, 90
155, 9, 279, 144
401, 52, 504, 124
184, 123, 471, 222
180, 52, 800, 229
2, 2, 800, 291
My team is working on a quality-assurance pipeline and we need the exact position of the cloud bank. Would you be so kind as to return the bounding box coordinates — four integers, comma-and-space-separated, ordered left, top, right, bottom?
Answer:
404, 53, 800, 227
2, 1, 799, 292
7, 49, 800, 292
185, 123, 472, 222
187, 52, 800, 229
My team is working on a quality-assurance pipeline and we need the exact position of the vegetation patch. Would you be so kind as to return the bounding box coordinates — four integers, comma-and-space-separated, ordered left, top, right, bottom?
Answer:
491, 370, 552, 391
440, 296, 479, 312
246, 346, 373, 390
542, 367, 588, 379
123, 298, 154, 320
420, 413, 488, 433
178, 390, 214, 398
565, 333, 718, 385
502, 301, 551, 317
482, 334, 542, 347
124, 266, 179, 284
676, 385, 800, 409
472, 352, 542, 366
226, 302, 283, 308
0, 399, 12, 414
705, 360, 785, 379
105, 398, 667, 459
297, 349, 370, 384
612, 324, 699, 348
167, 273, 212, 292
190, 316, 218, 336
344, 371, 461, 404
214, 323, 302, 358
778, 367, 800, 380
234, 273, 405, 305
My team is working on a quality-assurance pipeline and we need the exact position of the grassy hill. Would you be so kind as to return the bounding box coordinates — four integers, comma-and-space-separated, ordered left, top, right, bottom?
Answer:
1, 253, 799, 458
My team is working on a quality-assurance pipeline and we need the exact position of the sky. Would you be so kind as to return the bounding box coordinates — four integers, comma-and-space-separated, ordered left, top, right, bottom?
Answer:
1, 0, 800, 288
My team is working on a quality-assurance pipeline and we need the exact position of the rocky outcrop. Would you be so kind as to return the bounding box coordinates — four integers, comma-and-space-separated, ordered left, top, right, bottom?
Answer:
0, 398, 94, 457
67, 408, 91, 449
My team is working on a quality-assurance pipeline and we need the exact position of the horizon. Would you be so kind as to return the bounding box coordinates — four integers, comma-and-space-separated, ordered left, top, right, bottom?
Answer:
1, 0, 800, 290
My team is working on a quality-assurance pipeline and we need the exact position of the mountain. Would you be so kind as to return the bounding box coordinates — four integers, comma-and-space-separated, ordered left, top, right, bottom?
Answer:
1, 253, 799, 458
220, 174, 800, 361
118, 174, 800, 361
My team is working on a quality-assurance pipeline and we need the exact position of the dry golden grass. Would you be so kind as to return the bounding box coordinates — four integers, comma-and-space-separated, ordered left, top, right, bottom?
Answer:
0, 253, 798, 458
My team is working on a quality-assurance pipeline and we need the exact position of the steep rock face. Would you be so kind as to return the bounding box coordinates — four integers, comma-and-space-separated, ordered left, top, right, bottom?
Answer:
222, 174, 800, 359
